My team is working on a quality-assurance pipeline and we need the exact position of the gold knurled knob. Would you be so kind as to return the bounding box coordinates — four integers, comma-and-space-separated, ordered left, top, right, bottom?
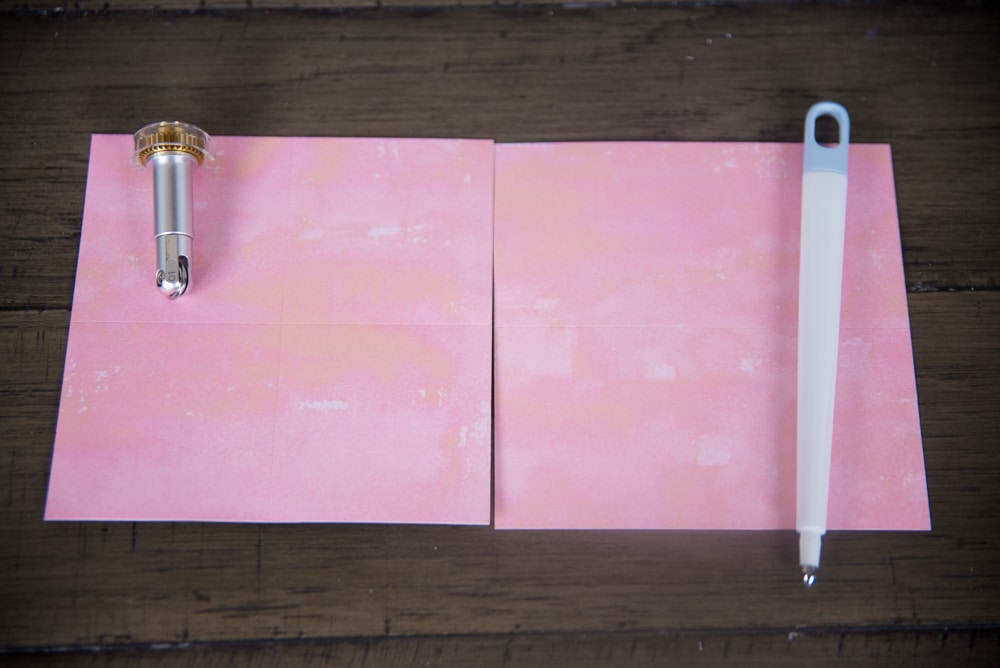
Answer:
133, 121, 213, 167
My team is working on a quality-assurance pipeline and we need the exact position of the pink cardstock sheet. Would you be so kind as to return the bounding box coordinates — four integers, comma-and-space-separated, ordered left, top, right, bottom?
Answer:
493, 142, 930, 530
46, 135, 494, 523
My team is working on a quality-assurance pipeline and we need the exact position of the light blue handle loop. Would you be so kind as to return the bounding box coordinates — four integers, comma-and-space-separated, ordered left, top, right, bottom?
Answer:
804, 101, 850, 175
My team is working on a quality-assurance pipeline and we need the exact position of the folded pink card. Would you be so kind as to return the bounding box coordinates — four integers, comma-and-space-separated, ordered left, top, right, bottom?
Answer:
493, 142, 930, 530
47, 135, 494, 523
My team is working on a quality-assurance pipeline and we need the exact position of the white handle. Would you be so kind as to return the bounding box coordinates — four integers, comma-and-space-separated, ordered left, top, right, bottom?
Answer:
797, 172, 847, 548
797, 102, 850, 580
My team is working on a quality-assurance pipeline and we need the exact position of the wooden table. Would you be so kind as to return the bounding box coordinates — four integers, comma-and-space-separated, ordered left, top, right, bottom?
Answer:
2, 2, 998, 665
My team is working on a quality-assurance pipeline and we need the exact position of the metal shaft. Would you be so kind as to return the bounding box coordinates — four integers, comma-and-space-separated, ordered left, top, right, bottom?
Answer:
150, 151, 195, 298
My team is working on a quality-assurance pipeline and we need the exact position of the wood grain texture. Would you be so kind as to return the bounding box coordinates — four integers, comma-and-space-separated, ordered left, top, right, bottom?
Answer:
1, 2, 999, 665
3, 629, 1000, 666
0, 1, 689, 13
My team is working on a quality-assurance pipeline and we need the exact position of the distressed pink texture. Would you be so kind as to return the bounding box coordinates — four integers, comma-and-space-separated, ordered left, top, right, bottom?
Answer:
494, 142, 929, 530
47, 135, 494, 523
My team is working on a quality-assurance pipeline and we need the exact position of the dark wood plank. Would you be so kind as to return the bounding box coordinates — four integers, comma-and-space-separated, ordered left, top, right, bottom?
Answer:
0, 1, 629, 12
3, 628, 1000, 666
1, 292, 997, 654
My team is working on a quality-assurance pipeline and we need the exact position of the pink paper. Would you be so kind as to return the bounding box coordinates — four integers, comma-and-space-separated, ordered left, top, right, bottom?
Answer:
493, 142, 930, 530
47, 135, 494, 523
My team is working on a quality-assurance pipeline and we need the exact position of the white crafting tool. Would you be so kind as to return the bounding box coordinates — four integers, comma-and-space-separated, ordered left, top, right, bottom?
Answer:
796, 101, 850, 587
